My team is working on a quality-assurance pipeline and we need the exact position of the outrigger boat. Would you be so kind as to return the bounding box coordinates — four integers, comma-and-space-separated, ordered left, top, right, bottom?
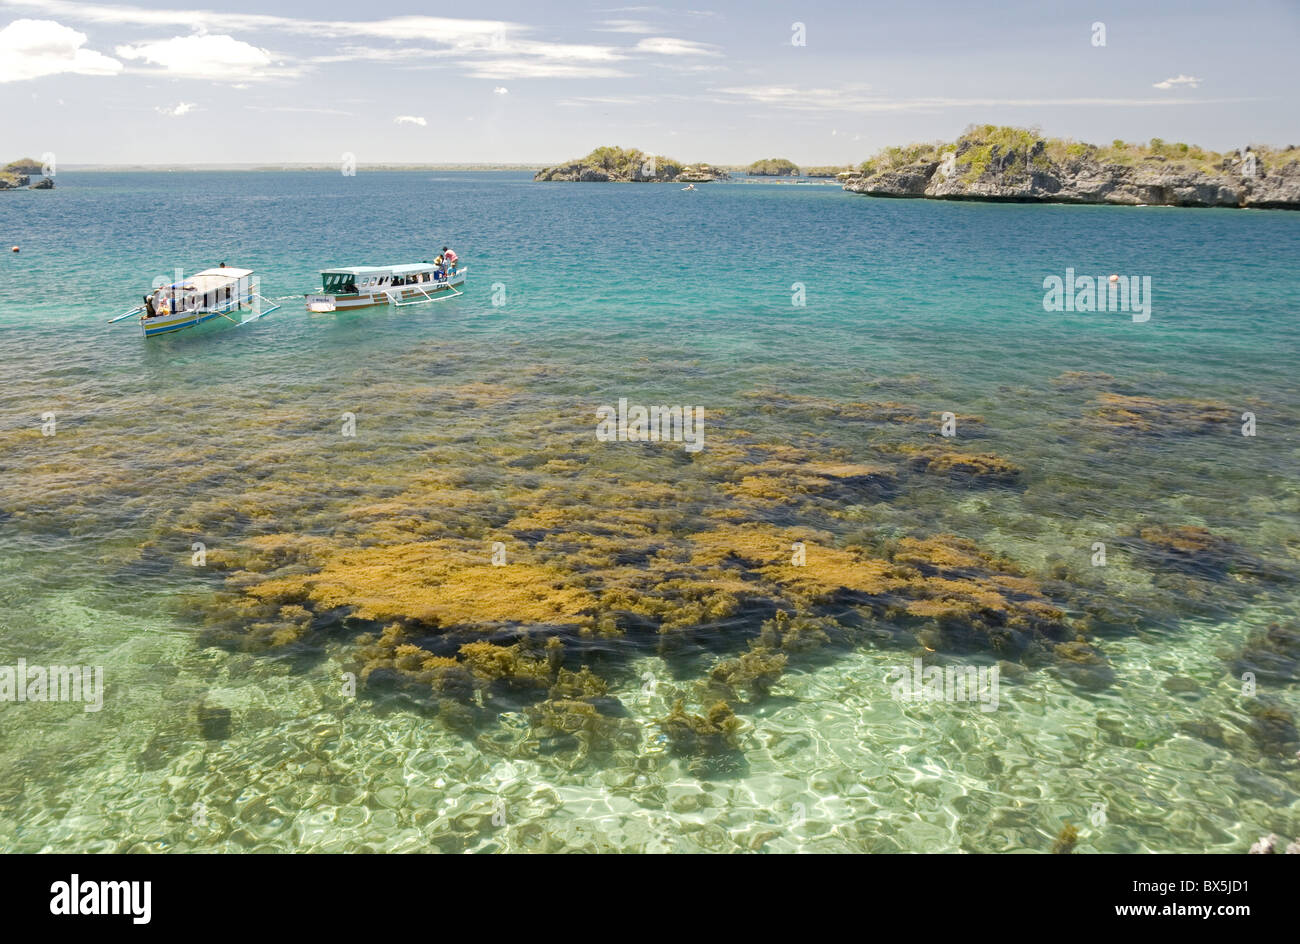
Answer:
305, 261, 467, 312
108, 266, 280, 337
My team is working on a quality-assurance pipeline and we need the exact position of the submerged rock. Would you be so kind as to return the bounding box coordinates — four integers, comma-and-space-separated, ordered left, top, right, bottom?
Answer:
195, 702, 232, 741
1118, 524, 1271, 582
1085, 393, 1235, 436
1242, 697, 1300, 756
1233, 622, 1300, 685
885, 444, 1023, 486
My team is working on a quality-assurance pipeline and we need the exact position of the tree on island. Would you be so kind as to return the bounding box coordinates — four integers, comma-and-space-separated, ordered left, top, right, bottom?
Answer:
746, 158, 800, 176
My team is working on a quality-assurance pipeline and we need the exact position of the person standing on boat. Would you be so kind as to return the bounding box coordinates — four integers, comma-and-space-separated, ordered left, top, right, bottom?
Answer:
442, 246, 458, 273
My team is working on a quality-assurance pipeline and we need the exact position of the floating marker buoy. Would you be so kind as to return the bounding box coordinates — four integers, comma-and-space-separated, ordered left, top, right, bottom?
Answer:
1108, 274, 1119, 283
10, 246, 18, 253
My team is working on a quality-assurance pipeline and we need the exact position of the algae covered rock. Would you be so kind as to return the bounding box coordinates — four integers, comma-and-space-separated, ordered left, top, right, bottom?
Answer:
1242, 697, 1300, 757
659, 700, 744, 756
1119, 524, 1257, 581
1086, 393, 1234, 436
706, 645, 788, 702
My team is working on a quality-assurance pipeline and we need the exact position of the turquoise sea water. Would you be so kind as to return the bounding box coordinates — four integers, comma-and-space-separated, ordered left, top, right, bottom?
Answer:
1, 170, 1298, 852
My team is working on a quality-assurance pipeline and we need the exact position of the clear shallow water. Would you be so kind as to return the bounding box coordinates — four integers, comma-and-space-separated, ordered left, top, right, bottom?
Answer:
0, 171, 1298, 853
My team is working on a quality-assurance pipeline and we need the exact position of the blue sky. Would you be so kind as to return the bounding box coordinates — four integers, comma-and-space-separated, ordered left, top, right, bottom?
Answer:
1, 0, 1297, 164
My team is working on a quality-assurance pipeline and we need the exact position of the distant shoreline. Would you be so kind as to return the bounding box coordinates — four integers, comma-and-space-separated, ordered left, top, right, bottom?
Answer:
50, 163, 550, 172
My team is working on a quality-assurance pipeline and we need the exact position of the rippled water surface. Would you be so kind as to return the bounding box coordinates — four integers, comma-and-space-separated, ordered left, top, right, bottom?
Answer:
1, 171, 1298, 852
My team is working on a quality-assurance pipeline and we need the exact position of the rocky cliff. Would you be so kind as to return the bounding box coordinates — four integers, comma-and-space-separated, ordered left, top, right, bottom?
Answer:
843, 127, 1300, 209
535, 146, 729, 182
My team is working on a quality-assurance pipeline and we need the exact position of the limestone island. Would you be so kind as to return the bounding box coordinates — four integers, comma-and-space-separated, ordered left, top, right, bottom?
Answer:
1, 157, 55, 191
804, 165, 855, 179
843, 126, 1299, 209
534, 146, 728, 182
746, 158, 800, 176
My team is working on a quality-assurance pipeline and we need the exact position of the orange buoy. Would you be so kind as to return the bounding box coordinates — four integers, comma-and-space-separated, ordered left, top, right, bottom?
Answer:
9, 246, 18, 253
1108, 274, 1119, 283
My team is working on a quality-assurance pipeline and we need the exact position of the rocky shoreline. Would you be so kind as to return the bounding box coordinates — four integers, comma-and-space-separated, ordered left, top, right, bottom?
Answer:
842, 127, 1299, 209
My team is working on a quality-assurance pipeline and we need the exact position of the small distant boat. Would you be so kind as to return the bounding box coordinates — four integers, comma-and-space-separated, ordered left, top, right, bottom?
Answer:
108, 265, 280, 337
306, 262, 467, 312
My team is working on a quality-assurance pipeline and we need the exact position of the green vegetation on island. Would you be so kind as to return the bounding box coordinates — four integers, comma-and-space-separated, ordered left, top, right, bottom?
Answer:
1, 157, 54, 190
804, 165, 855, 178
746, 158, 800, 176
534, 146, 727, 182
847, 124, 1299, 208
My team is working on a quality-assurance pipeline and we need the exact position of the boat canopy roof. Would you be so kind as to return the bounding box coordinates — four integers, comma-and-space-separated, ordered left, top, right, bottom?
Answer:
159, 267, 252, 292
321, 263, 438, 278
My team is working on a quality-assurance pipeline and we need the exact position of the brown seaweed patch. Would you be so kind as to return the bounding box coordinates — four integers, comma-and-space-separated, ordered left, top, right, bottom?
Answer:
739, 390, 985, 430
1051, 370, 1116, 391
1086, 393, 1234, 435
757, 610, 845, 654
704, 645, 788, 702
1118, 524, 1259, 581
1052, 823, 1079, 854
247, 540, 600, 629
879, 444, 1022, 486
527, 698, 638, 755
722, 460, 897, 503
659, 699, 744, 756
687, 526, 1080, 664
197, 593, 317, 651
1050, 640, 1117, 690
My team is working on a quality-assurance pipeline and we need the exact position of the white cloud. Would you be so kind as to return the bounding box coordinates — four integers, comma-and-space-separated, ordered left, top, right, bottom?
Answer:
0, 18, 121, 81
715, 85, 1245, 112
155, 100, 194, 116
492, 86, 508, 95
0, 2, 509, 43
116, 34, 292, 80
635, 36, 719, 56
1153, 74, 1201, 90
461, 59, 627, 79
394, 115, 426, 126
3, 2, 661, 79
595, 19, 657, 33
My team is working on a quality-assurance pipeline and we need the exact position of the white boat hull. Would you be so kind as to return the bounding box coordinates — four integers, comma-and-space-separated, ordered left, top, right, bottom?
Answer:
307, 268, 467, 312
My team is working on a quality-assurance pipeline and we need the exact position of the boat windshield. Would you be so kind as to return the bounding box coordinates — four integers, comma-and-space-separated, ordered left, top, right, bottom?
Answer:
322, 273, 358, 293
